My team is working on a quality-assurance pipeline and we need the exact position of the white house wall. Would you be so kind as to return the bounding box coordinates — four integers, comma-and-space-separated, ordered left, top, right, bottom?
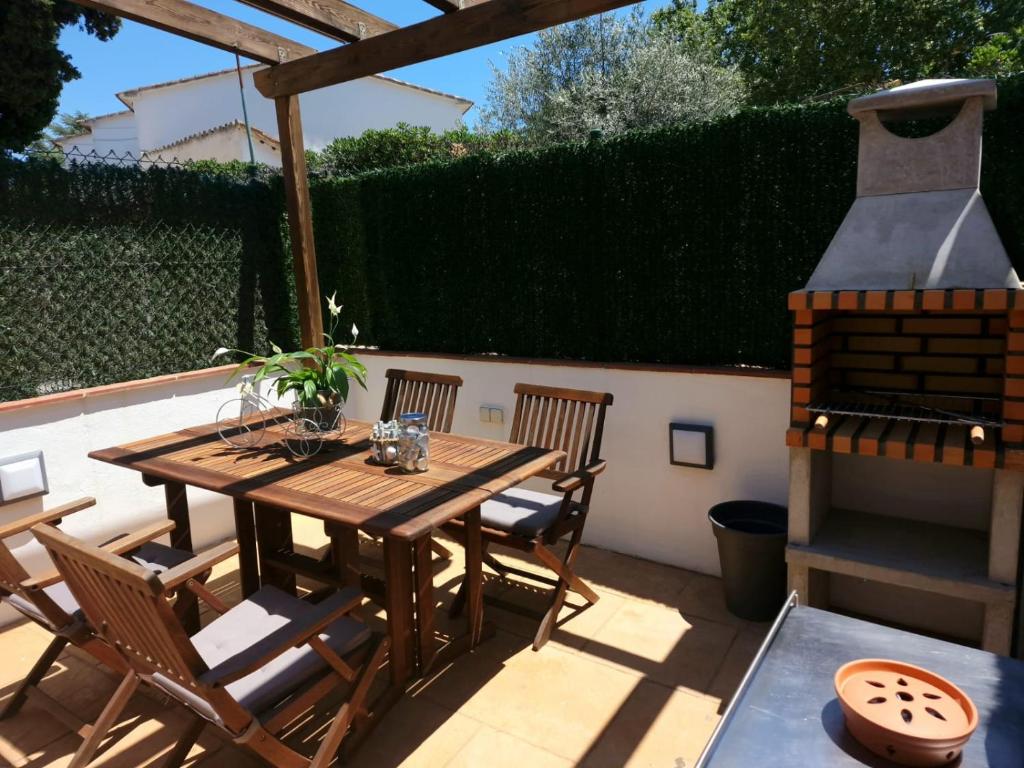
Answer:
163, 128, 280, 165
130, 68, 467, 160
89, 111, 140, 157
58, 111, 140, 160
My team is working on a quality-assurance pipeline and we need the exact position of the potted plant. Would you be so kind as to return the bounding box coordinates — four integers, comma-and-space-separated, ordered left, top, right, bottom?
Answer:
213, 292, 367, 431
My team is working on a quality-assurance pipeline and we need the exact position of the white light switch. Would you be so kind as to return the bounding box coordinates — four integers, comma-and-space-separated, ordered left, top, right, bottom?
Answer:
488, 407, 505, 425
479, 406, 492, 423
0, 452, 48, 503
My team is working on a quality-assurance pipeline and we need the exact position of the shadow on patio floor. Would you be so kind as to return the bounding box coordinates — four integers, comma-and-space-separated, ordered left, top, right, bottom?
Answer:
0, 525, 766, 767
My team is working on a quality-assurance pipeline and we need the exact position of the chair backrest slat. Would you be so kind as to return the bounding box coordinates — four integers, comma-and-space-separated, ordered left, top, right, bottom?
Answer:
380, 369, 463, 433
509, 384, 613, 478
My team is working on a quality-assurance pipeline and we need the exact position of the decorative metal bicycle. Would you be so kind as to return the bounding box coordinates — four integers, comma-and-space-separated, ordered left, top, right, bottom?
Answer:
216, 378, 346, 458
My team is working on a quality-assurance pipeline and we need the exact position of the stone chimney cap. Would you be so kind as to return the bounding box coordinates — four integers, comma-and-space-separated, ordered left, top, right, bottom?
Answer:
848, 78, 996, 117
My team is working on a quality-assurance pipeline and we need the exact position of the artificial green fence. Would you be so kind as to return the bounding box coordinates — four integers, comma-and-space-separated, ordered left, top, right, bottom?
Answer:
2, 77, 1023, 401
0, 161, 291, 402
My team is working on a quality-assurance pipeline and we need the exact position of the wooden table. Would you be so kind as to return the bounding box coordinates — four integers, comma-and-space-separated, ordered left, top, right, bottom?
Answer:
89, 416, 563, 686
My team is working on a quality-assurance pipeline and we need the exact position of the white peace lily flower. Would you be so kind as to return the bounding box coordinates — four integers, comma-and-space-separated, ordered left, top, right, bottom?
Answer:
326, 292, 342, 317
211, 346, 231, 361
351, 323, 359, 339
271, 341, 283, 354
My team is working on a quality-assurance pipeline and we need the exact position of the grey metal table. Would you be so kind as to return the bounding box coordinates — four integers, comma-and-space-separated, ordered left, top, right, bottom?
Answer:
698, 597, 1024, 767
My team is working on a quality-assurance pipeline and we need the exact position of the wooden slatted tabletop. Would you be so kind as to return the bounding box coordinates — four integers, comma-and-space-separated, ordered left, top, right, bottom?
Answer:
89, 415, 565, 539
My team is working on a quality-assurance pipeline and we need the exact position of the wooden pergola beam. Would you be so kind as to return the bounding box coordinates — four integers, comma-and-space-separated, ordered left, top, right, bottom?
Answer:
235, 0, 397, 43
420, 0, 461, 13
74, 0, 315, 64
253, 0, 638, 97
419, 0, 489, 14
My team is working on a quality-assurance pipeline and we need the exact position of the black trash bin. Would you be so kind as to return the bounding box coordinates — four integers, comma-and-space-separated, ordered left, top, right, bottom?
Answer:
708, 500, 788, 622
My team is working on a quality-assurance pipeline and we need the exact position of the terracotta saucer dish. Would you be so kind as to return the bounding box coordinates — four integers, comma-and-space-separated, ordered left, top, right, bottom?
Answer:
834, 659, 978, 767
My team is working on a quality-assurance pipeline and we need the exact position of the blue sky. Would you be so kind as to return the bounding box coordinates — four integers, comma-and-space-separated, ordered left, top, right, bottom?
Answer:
57, 0, 671, 127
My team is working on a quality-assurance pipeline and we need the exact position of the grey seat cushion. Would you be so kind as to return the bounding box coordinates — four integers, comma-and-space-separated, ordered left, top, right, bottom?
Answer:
152, 586, 370, 725
4, 582, 79, 628
128, 542, 197, 573
480, 488, 563, 537
4, 542, 196, 629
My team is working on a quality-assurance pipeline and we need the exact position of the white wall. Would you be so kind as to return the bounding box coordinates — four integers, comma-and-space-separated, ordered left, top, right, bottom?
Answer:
130, 69, 468, 159
168, 127, 281, 165
346, 353, 792, 575
0, 372, 245, 623
0, 355, 791, 624
57, 112, 141, 160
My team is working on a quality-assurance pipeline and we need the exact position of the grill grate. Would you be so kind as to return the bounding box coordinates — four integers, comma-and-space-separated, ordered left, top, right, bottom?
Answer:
807, 399, 1002, 428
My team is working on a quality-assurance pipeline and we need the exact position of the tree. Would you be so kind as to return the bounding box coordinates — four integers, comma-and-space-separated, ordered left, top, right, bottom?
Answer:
653, 0, 1024, 105
27, 110, 91, 155
480, 9, 746, 143
305, 123, 529, 177
0, 0, 119, 154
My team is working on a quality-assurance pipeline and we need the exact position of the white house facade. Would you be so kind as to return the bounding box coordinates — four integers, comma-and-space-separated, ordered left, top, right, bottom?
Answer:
57, 65, 472, 166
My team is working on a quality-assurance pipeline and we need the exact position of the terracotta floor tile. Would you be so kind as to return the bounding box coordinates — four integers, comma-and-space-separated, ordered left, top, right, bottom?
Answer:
344, 695, 479, 768
582, 600, 737, 693
580, 680, 720, 768
575, 547, 695, 606
417, 632, 641, 762
0, 547, 738, 768
675, 574, 772, 634
444, 725, 573, 768
706, 629, 765, 708
483, 577, 626, 652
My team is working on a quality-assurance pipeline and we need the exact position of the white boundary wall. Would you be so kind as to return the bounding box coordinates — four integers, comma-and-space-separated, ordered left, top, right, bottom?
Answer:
0, 354, 791, 624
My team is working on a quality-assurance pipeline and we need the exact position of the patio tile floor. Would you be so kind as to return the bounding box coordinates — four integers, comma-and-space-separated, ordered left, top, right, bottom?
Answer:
0, 515, 767, 767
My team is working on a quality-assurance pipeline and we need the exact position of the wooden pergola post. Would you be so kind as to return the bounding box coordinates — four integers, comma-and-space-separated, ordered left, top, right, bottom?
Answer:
275, 95, 324, 348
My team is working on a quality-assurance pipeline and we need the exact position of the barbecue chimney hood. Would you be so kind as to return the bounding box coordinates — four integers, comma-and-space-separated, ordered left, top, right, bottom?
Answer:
805, 78, 1020, 292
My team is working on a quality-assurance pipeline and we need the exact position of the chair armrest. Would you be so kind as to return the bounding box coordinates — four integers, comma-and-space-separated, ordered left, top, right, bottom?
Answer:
202, 588, 364, 687
158, 540, 239, 589
101, 520, 177, 555
0, 497, 96, 540
21, 519, 178, 590
551, 461, 607, 493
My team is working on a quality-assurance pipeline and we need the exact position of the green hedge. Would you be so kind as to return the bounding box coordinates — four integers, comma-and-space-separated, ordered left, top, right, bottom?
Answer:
3, 78, 1023, 401
0, 158, 292, 401
313, 78, 1024, 369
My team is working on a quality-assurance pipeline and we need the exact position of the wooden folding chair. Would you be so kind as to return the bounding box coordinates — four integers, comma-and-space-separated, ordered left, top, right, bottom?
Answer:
444, 383, 613, 650
0, 496, 216, 767
33, 522, 389, 768
379, 369, 463, 433
321, 368, 465, 591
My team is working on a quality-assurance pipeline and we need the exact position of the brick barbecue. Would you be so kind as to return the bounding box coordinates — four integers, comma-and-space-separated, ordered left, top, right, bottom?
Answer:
784, 79, 1022, 656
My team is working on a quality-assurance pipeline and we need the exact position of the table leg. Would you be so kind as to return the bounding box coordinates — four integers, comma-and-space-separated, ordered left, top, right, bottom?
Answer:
253, 503, 296, 595
232, 499, 260, 598
413, 535, 435, 672
163, 481, 199, 633
464, 506, 484, 647
330, 527, 362, 590
382, 536, 414, 686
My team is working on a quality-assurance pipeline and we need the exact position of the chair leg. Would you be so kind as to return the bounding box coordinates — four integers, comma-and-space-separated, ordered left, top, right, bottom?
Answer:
532, 529, 593, 652
533, 534, 599, 605
449, 573, 468, 619
310, 637, 389, 768
0, 634, 68, 720
430, 538, 454, 560
68, 670, 139, 768
161, 714, 205, 768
